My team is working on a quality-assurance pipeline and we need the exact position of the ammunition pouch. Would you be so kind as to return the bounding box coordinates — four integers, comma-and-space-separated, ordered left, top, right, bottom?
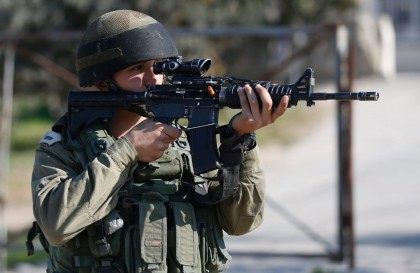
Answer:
195, 206, 231, 272
123, 198, 168, 272
121, 198, 206, 273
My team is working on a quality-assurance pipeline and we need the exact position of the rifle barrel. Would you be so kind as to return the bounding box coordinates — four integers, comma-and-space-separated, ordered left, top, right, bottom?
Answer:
219, 85, 379, 108
309, 92, 379, 101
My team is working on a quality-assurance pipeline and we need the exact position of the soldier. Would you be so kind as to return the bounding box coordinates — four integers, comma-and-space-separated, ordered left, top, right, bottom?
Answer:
29, 10, 289, 273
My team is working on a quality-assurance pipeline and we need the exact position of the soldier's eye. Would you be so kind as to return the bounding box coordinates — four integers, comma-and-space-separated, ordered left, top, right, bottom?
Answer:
133, 65, 144, 71
127, 64, 145, 72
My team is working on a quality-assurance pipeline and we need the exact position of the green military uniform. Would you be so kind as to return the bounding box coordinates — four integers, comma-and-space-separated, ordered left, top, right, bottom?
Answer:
31, 111, 265, 273
30, 9, 266, 273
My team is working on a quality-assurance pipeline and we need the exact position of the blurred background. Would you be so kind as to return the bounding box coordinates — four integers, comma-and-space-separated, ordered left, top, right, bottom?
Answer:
0, 0, 419, 272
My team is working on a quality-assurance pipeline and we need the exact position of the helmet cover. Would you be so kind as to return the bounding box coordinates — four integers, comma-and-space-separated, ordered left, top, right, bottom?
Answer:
76, 10, 178, 87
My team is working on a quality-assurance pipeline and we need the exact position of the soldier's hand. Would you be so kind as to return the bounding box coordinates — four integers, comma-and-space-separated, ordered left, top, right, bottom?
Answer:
124, 119, 182, 162
231, 84, 289, 136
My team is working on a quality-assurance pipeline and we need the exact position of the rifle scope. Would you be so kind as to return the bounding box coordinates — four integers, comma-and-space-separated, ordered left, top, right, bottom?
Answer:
153, 56, 211, 75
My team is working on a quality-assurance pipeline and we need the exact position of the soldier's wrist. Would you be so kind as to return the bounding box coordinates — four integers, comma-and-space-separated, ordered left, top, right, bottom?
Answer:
219, 124, 257, 152
107, 136, 138, 167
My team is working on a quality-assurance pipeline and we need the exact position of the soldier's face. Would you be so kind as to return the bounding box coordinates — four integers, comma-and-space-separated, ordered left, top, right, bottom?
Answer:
113, 60, 163, 91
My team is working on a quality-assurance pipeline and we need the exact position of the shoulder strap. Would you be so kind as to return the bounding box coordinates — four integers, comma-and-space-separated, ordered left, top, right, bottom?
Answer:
26, 221, 49, 256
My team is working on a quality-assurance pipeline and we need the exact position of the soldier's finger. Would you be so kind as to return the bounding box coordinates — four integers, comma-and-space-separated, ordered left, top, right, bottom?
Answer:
238, 87, 252, 118
272, 95, 289, 120
243, 84, 260, 120
162, 125, 182, 139
254, 84, 273, 123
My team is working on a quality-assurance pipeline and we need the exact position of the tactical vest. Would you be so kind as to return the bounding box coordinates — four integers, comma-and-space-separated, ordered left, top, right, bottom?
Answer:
37, 116, 232, 273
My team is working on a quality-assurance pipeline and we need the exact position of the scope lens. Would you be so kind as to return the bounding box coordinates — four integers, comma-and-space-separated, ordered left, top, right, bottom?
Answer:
200, 59, 211, 73
169, 61, 179, 70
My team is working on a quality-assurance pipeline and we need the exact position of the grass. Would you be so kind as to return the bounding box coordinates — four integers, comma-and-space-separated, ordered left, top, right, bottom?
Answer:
311, 267, 343, 273
219, 103, 329, 147
7, 96, 55, 203
7, 234, 48, 268
11, 95, 56, 152
256, 104, 316, 145
11, 119, 55, 151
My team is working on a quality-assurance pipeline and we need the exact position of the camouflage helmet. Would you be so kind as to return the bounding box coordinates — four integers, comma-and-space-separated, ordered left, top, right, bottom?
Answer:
76, 10, 178, 87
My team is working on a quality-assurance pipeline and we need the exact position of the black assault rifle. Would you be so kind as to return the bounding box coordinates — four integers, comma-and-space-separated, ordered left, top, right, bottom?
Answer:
68, 57, 379, 174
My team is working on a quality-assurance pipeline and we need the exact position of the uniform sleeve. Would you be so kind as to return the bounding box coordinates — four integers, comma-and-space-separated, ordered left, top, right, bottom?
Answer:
31, 136, 137, 246
216, 145, 265, 236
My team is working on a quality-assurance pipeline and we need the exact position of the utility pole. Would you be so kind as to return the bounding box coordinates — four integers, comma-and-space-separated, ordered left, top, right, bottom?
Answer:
335, 24, 355, 269
0, 44, 16, 271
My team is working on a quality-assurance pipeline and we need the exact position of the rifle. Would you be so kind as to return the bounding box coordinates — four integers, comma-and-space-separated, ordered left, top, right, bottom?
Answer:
68, 56, 379, 174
